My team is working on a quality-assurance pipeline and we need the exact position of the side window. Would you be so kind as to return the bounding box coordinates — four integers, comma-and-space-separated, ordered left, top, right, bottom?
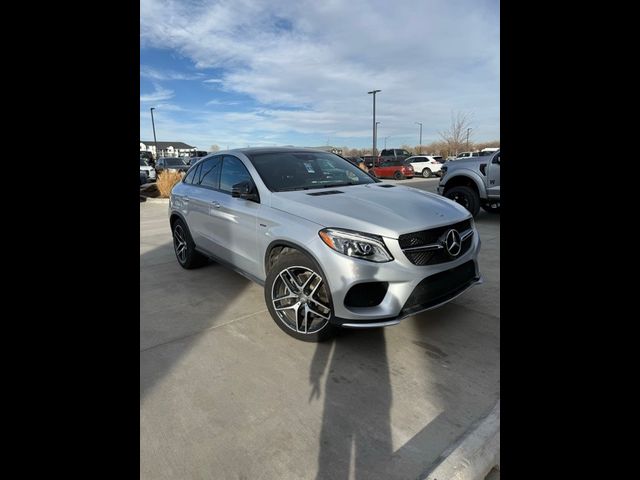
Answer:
158, 159, 164, 167
199, 156, 222, 189
220, 156, 252, 193
493, 152, 500, 164
183, 166, 197, 184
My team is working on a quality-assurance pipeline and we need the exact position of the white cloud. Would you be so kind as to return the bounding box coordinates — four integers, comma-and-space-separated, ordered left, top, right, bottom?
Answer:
140, 0, 500, 145
140, 83, 175, 103
140, 65, 202, 81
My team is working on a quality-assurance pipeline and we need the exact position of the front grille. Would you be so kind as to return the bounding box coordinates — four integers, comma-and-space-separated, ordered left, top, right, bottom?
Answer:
399, 219, 472, 266
401, 260, 477, 316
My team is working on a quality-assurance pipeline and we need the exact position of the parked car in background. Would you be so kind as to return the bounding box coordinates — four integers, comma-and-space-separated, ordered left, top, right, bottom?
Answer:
406, 155, 444, 178
140, 170, 149, 186
155, 157, 190, 175
455, 152, 481, 159
169, 147, 481, 342
362, 155, 378, 168
141, 151, 155, 167
437, 150, 501, 217
371, 159, 414, 179
378, 148, 413, 165
183, 157, 206, 166
140, 158, 157, 181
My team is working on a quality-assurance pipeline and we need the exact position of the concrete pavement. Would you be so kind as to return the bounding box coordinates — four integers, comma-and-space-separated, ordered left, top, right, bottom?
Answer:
140, 187, 499, 479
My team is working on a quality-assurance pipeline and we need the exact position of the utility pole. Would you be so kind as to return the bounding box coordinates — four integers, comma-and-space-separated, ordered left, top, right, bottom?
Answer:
415, 122, 423, 154
368, 90, 381, 156
150, 107, 158, 160
466, 127, 472, 151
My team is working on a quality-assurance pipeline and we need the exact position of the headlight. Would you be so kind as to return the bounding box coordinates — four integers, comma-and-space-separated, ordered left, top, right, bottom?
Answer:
318, 228, 393, 263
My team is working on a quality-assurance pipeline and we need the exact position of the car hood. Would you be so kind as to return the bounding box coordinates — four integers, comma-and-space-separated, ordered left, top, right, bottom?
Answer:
270, 183, 470, 238
140, 166, 154, 172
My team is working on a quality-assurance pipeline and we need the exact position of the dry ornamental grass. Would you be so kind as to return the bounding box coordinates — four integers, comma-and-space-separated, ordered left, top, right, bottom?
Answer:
156, 170, 184, 197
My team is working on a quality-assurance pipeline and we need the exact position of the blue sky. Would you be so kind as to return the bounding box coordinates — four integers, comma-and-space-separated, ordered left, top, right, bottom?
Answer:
140, 0, 499, 150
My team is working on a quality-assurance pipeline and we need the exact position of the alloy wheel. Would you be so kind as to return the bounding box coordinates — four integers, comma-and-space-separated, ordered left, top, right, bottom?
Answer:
271, 266, 332, 334
173, 224, 188, 263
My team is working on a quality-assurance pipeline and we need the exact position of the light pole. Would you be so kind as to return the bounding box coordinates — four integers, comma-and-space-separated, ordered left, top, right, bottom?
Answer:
150, 107, 158, 160
375, 121, 381, 150
415, 122, 423, 154
368, 89, 381, 156
466, 127, 472, 151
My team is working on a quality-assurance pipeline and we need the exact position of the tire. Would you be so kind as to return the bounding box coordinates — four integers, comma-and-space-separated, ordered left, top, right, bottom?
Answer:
445, 186, 481, 217
172, 218, 208, 269
265, 251, 339, 342
421, 168, 432, 178
482, 202, 501, 213
394, 171, 404, 180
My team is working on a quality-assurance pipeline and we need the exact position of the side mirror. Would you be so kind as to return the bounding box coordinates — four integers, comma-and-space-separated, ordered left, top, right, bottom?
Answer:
231, 180, 259, 202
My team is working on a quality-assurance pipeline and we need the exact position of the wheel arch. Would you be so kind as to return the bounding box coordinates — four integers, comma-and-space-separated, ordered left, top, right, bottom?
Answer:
264, 239, 325, 277
442, 172, 486, 199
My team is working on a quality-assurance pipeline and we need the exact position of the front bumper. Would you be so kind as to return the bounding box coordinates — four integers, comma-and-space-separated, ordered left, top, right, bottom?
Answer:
308, 227, 482, 326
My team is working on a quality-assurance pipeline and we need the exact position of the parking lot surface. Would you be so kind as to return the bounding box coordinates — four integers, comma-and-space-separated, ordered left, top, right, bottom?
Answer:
140, 177, 500, 479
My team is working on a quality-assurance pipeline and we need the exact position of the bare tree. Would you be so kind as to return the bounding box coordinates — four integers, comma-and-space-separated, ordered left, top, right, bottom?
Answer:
209, 144, 220, 152
439, 112, 473, 156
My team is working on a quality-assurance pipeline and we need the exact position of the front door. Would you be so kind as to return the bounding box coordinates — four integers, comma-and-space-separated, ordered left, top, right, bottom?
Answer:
211, 155, 260, 278
486, 151, 500, 198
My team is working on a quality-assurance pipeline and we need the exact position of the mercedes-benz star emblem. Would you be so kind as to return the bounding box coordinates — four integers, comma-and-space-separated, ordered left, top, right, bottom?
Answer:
444, 229, 462, 257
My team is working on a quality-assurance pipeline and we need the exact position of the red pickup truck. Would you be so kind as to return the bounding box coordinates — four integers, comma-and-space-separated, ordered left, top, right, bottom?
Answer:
371, 159, 414, 179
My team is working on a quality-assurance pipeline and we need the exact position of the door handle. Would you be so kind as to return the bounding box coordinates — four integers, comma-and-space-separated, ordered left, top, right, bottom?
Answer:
211, 201, 221, 208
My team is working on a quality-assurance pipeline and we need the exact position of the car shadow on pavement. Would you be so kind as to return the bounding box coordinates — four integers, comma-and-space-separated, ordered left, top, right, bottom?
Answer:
140, 241, 253, 401
310, 328, 394, 479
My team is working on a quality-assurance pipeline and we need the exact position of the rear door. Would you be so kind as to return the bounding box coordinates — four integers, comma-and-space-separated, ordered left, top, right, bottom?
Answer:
186, 156, 227, 256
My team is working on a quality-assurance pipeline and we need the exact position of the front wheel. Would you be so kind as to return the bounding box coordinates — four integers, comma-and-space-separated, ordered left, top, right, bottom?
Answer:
444, 186, 481, 217
422, 168, 432, 178
394, 171, 404, 180
265, 252, 338, 342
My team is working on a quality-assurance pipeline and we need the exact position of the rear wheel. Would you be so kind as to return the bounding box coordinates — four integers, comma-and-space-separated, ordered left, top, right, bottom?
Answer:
265, 252, 338, 342
444, 186, 481, 217
172, 218, 208, 269
394, 171, 404, 180
422, 168, 432, 178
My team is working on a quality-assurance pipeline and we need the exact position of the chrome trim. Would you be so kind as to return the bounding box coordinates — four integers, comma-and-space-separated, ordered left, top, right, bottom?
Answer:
402, 244, 444, 252
460, 229, 474, 241
341, 320, 401, 328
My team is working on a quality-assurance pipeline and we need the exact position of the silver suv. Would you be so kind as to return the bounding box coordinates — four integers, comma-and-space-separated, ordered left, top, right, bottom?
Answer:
438, 150, 501, 217
169, 148, 482, 342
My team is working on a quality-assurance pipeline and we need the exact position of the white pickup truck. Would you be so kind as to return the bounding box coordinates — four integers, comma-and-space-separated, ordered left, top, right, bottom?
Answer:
405, 155, 445, 178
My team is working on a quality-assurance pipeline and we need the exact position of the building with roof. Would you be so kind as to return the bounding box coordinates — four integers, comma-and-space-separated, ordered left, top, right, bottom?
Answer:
140, 141, 196, 158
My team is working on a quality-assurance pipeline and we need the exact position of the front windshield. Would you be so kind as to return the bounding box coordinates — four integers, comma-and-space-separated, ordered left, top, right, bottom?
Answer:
247, 151, 377, 192
165, 158, 186, 166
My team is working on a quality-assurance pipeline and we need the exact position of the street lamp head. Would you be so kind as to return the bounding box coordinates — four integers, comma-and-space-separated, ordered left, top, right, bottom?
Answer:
367, 89, 381, 94
415, 121, 422, 126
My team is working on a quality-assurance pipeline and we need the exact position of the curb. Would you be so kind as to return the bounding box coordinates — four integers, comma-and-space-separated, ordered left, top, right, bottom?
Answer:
424, 400, 500, 480
140, 195, 169, 204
